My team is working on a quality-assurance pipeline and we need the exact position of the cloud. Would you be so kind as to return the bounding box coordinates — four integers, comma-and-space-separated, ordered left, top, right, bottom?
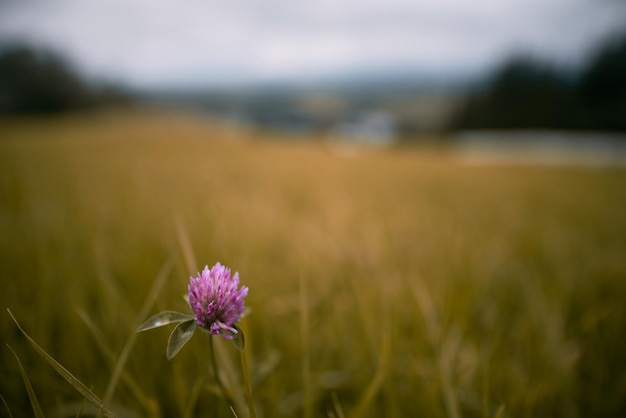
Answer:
1, 0, 624, 87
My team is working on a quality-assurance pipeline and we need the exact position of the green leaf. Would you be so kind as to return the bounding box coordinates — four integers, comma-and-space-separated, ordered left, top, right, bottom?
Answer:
232, 324, 245, 351
136, 311, 194, 332
166, 320, 197, 360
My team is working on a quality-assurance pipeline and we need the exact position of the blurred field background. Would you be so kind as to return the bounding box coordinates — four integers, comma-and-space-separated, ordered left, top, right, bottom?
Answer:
1, 110, 626, 417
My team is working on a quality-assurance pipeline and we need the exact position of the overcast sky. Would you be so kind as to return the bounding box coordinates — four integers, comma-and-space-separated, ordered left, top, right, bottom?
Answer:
1, 0, 625, 89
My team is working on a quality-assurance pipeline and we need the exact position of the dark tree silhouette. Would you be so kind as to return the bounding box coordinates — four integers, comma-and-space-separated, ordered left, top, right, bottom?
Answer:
449, 32, 626, 133
0, 44, 126, 114
449, 57, 576, 131
578, 34, 626, 131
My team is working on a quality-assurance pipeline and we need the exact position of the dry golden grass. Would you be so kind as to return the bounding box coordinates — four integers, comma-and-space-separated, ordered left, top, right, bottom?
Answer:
1, 109, 626, 417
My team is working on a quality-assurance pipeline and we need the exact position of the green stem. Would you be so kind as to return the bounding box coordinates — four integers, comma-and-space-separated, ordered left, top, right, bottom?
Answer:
208, 336, 235, 408
239, 347, 257, 418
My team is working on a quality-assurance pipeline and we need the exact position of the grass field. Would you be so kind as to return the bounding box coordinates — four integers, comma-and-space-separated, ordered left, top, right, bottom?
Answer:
1, 110, 626, 418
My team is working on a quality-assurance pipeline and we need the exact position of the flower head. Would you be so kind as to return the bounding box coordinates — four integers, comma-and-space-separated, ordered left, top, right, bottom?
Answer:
188, 262, 248, 340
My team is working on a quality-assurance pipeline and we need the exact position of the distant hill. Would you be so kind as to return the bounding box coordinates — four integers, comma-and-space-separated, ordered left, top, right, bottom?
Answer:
138, 76, 466, 140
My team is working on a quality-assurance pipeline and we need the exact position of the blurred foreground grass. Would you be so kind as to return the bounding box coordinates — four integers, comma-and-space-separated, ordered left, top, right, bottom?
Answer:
1, 110, 625, 418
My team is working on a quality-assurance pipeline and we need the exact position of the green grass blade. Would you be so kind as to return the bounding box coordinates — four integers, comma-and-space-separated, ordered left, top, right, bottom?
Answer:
6, 309, 117, 418
166, 319, 197, 360
1, 395, 15, 418
239, 340, 257, 418
104, 258, 173, 404
182, 376, 205, 418
299, 273, 313, 418
347, 292, 391, 418
76, 308, 155, 414
74, 398, 87, 418
6, 344, 45, 418
207, 334, 250, 417
493, 404, 506, 418
331, 392, 346, 418
136, 311, 194, 332
175, 214, 198, 273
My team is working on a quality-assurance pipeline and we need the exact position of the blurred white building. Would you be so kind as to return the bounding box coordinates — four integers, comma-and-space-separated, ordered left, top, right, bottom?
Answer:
334, 110, 396, 145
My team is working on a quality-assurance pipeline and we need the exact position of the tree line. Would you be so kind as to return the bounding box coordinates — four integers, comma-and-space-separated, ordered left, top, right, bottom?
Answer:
0, 44, 128, 114
450, 33, 626, 132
